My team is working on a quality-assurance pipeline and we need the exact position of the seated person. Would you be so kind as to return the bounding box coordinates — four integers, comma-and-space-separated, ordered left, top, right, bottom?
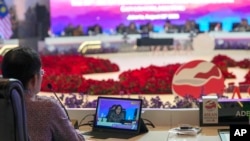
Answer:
92, 24, 103, 35
180, 20, 199, 33
126, 22, 139, 34
116, 23, 127, 34
164, 19, 178, 33
210, 22, 222, 32
190, 20, 200, 33
87, 24, 103, 35
1, 47, 85, 141
145, 21, 154, 33
87, 26, 94, 35
107, 105, 125, 123
73, 25, 84, 36
140, 26, 150, 38
64, 23, 75, 36
233, 18, 250, 32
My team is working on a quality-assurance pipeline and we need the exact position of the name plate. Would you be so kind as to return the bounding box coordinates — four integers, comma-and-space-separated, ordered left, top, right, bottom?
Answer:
202, 96, 219, 124
200, 98, 250, 126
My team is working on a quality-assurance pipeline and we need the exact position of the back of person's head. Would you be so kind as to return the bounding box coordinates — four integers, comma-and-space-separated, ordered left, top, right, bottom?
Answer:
1, 47, 41, 89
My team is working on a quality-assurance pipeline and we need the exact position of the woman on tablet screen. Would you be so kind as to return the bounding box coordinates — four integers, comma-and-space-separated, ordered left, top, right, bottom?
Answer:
108, 105, 125, 123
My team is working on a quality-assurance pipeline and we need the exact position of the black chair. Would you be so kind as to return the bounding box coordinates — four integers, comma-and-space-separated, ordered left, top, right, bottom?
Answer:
0, 78, 29, 141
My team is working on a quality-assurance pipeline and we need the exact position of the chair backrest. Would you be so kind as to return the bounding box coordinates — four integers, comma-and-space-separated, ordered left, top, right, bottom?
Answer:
0, 78, 29, 141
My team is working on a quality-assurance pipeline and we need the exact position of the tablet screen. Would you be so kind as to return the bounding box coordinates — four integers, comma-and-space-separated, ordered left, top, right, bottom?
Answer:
94, 97, 142, 133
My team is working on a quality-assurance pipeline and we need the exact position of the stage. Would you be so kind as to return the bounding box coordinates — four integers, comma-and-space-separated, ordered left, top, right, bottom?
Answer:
39, 49, 250, 108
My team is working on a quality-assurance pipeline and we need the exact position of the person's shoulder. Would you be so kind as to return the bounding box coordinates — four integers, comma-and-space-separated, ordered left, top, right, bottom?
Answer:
36, 95, 60, 107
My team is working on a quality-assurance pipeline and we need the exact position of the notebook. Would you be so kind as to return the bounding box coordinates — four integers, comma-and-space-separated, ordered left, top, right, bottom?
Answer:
218, 129, 230, 141
82, 96, 148, 139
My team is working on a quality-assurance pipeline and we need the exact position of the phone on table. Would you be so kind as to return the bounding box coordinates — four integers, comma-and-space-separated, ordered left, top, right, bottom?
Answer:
218, 129, 230, 141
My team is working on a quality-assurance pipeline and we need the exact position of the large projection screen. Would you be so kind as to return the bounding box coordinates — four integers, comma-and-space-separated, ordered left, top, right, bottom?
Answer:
50, 0, 250, 34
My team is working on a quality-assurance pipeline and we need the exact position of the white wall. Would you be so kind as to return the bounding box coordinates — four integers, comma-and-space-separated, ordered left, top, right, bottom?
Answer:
67, 108, 200, 127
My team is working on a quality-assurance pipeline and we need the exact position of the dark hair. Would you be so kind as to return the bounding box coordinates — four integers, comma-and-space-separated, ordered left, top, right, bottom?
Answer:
115, 105, 123, 110
1, 47, 42, 89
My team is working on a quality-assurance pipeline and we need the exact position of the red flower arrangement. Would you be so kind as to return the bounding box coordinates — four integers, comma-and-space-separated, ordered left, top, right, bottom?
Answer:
41, 55, 119, 75
119, 64, 182, 94
211, 54, 236, 79
211, 54, 237, 67
237, 59, 250, 69
39, 54, 250, 94
40, 55, 120, 94
0, 54, 250, 94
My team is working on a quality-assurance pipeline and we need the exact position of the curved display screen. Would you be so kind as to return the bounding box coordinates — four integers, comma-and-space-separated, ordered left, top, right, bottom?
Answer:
50, 0, 250, 34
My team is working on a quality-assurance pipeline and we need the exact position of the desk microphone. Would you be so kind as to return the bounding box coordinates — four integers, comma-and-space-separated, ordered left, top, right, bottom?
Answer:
47, 83, 70, 120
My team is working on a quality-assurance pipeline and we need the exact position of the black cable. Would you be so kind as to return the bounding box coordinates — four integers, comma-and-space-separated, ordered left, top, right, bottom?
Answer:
78, 114, 95, 128
78, 121, 94, 127
142, 118, 155, 128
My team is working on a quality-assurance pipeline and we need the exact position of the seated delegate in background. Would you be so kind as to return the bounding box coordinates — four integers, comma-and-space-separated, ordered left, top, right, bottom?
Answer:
107, 105, 125, 123
233, 18, 250, 32
1, 47, 85, 141
190, 20, 200, 33
145, 21, 155, 33
164, 20, 178, 33
180, 20, 199, 33
88, 24, 103, 35
63, 23, 75, 36
93, 24, 103, 35
126, 22, 139, 34
212, 23, 222, 32
73, 25, 84, 36
140, 25, 150, 35
116, 23, 127, 34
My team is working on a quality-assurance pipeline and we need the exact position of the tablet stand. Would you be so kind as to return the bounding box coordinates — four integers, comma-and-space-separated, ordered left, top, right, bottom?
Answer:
139, 118, 149, 134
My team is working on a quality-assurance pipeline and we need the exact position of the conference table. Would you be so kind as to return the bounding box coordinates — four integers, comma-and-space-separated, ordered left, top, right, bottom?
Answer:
2, 32, 250, 54
68, 108, 229, 141
80, 125, 229, 141
3, 32, 250, 45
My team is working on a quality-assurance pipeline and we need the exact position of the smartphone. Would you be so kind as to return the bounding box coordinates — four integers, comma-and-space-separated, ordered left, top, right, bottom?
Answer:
218, 129, 230, 141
